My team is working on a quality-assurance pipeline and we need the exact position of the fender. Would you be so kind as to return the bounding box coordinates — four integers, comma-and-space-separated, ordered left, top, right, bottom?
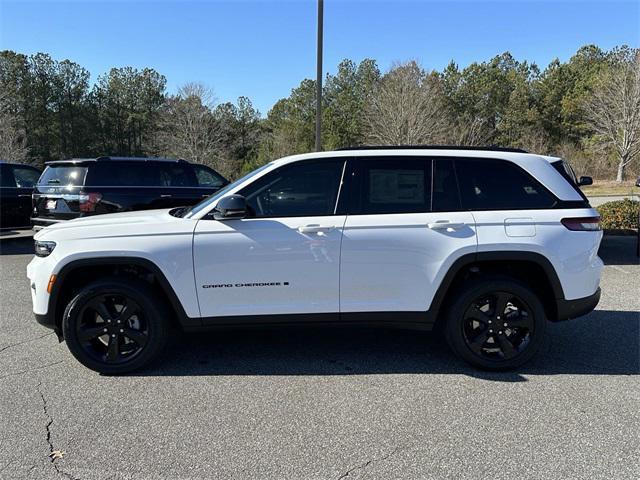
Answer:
46, 257, 197, 334
427, 250, 566, 320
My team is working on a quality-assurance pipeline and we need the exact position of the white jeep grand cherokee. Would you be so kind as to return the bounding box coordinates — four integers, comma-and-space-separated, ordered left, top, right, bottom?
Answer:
27, 147, 603, 373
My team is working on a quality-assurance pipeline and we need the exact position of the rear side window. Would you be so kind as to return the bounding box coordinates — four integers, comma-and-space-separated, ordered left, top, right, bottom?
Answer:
12, 166, 41, 188
355, 157, 432, 214
159, 164, 197, 187
432, 159, 461, 211
456, 158, 556, 210
86, 162, 161, 187
39, 165, 87, 186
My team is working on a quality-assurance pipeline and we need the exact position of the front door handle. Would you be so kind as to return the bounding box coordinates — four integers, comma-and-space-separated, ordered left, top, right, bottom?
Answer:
427, 221, 466, 231
160, 194, 172, 198
18, 194, 32, 198
297, 224, 335, 234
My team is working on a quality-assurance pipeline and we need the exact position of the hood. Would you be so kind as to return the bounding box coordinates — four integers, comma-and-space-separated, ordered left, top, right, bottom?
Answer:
34, 209, 195, 242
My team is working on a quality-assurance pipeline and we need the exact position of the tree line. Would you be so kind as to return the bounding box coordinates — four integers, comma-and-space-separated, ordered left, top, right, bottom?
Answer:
0, 45, 638, 181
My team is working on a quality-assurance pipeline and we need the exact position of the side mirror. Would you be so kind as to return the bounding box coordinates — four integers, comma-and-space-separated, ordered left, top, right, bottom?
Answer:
213, 195, 247, 220
635, 177, 640, 188
578, 176, 593, 186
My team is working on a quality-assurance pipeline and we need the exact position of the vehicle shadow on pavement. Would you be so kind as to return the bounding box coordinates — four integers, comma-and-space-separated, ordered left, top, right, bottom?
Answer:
0, 237, 34, 255
598, 234, 639, 265
136, 307, 639, 381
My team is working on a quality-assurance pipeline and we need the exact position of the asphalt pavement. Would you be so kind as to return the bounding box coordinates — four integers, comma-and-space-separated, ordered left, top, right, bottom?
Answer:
0, 235, 638, 480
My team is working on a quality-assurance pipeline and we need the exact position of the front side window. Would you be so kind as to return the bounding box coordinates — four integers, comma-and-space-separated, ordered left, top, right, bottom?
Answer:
159, 164, 197, 187
240, 159, 345, 217
456, 158, 556, 210
193, 165, 225, 188
356, 157, 432, 214
12, 166, 41, 188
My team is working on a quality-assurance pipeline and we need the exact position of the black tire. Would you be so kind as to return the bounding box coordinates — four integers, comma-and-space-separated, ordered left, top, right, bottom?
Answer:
444, 276, 546, 370
62, 277, 170, 374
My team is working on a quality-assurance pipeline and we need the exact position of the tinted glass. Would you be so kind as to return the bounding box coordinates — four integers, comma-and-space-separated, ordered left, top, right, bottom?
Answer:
0, 165, 16, 187
456, 158, 556, 210
432, 159, 461, 211
240, 160, 344, 217
194, 165, 225, 188
159, 164, 197, 187
357, 157, 431, 214
38, 165, 87, 186
12, 166, 41, 188
85, 162, 160, 187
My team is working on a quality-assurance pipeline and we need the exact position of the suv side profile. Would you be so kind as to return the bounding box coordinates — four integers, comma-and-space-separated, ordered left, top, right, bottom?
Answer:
31, 157, 227, 230
27, 147, 603, 374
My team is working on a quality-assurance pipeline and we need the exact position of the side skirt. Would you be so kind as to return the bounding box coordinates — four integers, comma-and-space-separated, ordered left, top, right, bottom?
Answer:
183, 311, 436, 332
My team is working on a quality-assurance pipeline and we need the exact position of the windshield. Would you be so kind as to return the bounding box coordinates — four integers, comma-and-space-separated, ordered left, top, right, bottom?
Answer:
182, 163, 273, 218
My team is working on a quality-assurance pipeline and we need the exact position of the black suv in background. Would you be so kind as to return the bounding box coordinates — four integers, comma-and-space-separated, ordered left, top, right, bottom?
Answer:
0, 161, 42, 229
31, 157, 227, 230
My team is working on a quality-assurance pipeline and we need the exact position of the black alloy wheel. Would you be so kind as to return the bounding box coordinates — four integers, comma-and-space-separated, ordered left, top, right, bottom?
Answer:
444, 276, 546, 370
63, 278, 170, 374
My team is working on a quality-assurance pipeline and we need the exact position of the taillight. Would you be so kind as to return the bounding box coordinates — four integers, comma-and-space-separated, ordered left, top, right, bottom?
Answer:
561, 216, 601, 231
79, 192, 102, 212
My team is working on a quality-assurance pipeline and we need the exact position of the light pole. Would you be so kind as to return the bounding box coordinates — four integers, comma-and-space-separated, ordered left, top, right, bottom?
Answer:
315, 0, 323, 152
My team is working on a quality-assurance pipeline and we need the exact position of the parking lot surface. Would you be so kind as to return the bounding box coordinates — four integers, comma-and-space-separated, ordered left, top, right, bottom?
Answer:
0, 235, 638, 480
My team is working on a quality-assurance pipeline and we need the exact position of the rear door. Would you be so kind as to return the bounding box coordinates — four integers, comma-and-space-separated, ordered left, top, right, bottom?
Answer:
339, 156, 477, 314
157, 162, 202, 208
11, 165, 41, 226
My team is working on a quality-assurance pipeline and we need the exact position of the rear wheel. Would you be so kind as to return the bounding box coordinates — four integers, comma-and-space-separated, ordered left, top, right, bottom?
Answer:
444, 276, 546, 370
62, 278, 170, 374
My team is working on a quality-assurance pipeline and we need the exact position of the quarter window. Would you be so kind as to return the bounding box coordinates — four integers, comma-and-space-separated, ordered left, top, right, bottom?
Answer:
239, 160, 345, 217
356, 157, 431, 214
456, 158, 556, 210
194, 165, 225, 188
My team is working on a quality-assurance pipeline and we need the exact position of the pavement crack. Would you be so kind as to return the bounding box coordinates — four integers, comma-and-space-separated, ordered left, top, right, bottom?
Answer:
0, 360, 64, 380
37, 381, 80, 480
0, 332, 55, 355
337, 446, 403, 479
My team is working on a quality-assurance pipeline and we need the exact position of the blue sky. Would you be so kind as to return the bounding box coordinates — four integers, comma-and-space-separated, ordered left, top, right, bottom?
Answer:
1, 0, 638, 114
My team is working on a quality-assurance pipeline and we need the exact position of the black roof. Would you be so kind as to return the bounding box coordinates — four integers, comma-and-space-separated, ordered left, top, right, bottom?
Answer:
336, 145, 529, 153
45, 156, 188, 165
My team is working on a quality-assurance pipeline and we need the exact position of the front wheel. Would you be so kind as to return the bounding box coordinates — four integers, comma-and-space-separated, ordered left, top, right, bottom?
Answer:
444, 276, 546, 370
62, 278, 170, 374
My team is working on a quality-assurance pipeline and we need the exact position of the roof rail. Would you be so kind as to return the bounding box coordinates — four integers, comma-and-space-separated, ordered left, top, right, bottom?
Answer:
335, 145, 529, 153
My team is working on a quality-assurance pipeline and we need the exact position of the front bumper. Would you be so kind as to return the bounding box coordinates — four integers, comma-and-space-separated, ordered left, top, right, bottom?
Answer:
555, 287, 601, 321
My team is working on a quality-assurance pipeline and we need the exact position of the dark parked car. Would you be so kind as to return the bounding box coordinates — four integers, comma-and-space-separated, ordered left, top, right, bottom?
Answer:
0, 161, 42, 230
31, 157, 227, 230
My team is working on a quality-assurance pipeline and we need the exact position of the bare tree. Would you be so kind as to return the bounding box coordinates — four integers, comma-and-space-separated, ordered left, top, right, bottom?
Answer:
364, 61, 449, 145
154, 82, 226, 172
584, 50, 640, 182
449, 115, 492, 146
0, 92, 29, 162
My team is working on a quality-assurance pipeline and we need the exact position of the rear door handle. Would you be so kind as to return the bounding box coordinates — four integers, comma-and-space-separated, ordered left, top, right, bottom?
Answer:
18, 194, 32, 198
160, 194, 172, 198
427, 221, 466, 231
297, 224, 335, 234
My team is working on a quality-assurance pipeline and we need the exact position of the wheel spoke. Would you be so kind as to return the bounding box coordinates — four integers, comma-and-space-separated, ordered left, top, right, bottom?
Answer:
496, 334, 517, 358
469, 305, 492, 324
123, 328, 147, 347
94, 302, 112, 322
468, 330, 489, 354
494, 292, 511, 318
508, 312, 533, 329
78, 326, 106, 342
117, 301, 135, 324
106, 335, 119, 362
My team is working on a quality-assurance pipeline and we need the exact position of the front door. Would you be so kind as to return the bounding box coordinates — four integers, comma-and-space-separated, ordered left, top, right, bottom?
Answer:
193, 158, 348, 321
340, 156, 477, 314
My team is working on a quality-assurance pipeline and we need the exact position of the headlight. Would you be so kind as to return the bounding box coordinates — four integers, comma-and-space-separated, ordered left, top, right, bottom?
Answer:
34, 240, 56, 257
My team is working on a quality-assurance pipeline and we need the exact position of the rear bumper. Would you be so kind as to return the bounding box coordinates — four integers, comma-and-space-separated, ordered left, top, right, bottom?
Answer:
555, 288, 601, 321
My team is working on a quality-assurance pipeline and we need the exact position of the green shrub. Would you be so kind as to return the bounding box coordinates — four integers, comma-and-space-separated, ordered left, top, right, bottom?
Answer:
597, 199, 639, 231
